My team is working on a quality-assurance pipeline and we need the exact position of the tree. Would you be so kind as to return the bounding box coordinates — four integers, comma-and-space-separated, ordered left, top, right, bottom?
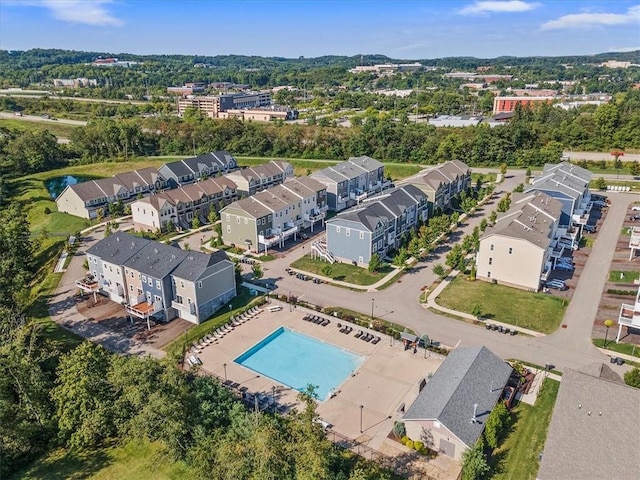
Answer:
594, 177, 607, 190
480, 218, 488, 232
525, 167, 532, 179
489, 211, 498, 224
446, 244, 466, 271
192, 216, 201, 230
51, 342, 115, 448
500, 163, 508, 176
433, 264, 447, 279
393, 247, 409, 268
483, 402, 510, 449
104, 223, 112, 238
497, 193, 511, 213
461, 441, 490, 480
368, 253, 381, 273
514, 183, 524, 193
629, 161, 640, 178
207, 208, 219, 224
624, 367, 640, 389
251, 262, 263, 279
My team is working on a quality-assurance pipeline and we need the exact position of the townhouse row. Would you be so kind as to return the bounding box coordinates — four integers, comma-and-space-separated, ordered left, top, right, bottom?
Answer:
220, 177, 328, 254
324, 184, 429, 267
131, 160, 293, 232
475, 161, 593, 291
78, 232, 236, 324
56, 150, 239, 219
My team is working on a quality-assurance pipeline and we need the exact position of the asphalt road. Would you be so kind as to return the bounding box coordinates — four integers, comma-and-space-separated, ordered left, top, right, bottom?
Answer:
0, 111, 87, 126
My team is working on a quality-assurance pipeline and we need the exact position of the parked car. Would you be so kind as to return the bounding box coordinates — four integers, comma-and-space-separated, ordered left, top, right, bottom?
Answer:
583, 225, 597, 233
630, 215, 640, 221
555, 264, 574, 272
593, 200, 608, 208
545, 280, 568, 291
631, 206, 640, 211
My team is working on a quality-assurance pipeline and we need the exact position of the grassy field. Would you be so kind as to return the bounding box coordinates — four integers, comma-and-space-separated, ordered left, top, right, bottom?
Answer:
0, 117, 80, 138
608, 270, 640, 283
593, 338, 640, 357
10, 439, 197, 480
290, 255, 393, 286
436, 278, 567, 333
490, 379, 560, 480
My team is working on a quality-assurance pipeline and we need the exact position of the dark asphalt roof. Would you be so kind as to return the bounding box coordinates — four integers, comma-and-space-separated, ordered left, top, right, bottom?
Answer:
170, 250, 232, 282
86, 232, 151, 265
122, 242, 189, 279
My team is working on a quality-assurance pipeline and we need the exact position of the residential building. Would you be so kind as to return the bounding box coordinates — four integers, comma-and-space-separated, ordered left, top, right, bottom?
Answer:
476, 192, 563, 291
525, 162, 592, 226
83, 232, 151, 303
348, 63, 423, 74
81, 233, 236, 325
537, 365, 640, 480
224, 161, 294, 197
91, 58, 138, 67
492, 96, 555, 114
310, 156, 389, 212
402, 160, 471, 213
403, 346, 513, 461
158, 151, 238, 187
170, 250, 236, 324
131, 176, 238, 232
617, 285, 640, 343
220, 177, 327, 254
56, 167, 167, 219
324, 185, 428, 267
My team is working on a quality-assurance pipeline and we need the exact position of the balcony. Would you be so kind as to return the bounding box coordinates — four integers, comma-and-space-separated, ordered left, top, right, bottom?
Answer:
258, 224, 299, 247
304, 207, 327, 223
172, 299, 196, 315
75, 275, 99, 293
127, 300, 162, 319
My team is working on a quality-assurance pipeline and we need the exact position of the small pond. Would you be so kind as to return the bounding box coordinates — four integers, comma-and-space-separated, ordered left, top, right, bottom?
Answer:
45, 175, 93, 198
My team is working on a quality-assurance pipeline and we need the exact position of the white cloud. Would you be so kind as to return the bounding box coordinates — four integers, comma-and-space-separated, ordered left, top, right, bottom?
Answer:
6, 1, 123, 26
541, 5, 640, 30
458, 1, 540, 15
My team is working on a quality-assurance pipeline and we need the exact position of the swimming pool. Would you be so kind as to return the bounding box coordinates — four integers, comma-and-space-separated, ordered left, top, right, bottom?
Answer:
235, 327, 364, 400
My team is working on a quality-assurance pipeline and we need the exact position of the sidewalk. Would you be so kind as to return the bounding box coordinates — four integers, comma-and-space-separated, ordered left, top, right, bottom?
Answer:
286, 265, 402, 292
595, 347, 640, 364
425, 270, 546, 338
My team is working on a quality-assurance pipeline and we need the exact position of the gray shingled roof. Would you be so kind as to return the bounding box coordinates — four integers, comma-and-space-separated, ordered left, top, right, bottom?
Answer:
537, 366, 640, 480
171, 250, 231, 282
86, 232, 150, 265
328, 185, 426, 231
162, 160, 194, 178
542, 161, 592, 184
123, 242, 188, 278
403, 346, 512, 447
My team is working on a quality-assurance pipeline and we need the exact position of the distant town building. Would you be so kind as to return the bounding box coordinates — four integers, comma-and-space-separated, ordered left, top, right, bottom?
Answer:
428, 115, 483, 128
91, 57, 139, 68
599, 60, 638, 69
349, 63, 424, 74
177, 92, 272, 118
492, 96, 555, 114
167, 82, 206, 95
445, 72, 513, 83
53, 78, 98, 88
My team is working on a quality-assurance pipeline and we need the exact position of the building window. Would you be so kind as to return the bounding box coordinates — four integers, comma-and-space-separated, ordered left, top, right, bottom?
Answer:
487, 271, 491, 278
346, 228, 350, 237
131, 271, 134, 278
236, 217, 240, 224
130, 285, 133, 292
226, 225, 231, 233
359, 231, 364, 239
244, 218, 248, 224
490, 244, 494, 251
142, 275, 146, 283
198, 281, 202, 288
225, 214, 230, 222
336, 226, 341, 233
176, 295, 183, 304
508, 247, 513, 254
181, 280, 184, 288
148, 277, 152, 286
156, 280, 161, 289
489, 258, 492, 265
154, 295, 162, 303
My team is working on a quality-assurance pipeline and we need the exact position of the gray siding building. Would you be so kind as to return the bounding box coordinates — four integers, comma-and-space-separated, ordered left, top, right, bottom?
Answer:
325, 185, 428, 267
159, 151, 238, 187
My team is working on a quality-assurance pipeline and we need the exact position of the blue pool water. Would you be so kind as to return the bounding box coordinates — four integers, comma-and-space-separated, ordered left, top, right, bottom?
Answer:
235, 327, 364, 399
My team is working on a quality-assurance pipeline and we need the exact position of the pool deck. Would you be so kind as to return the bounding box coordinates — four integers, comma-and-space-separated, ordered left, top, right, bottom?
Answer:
196, 300, 445, 459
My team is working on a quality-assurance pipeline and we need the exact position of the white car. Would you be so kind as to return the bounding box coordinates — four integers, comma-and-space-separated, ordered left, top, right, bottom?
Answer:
632, 206, 640, 211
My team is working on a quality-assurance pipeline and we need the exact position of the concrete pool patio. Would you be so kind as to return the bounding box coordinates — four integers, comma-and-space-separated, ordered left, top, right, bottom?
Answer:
195, 300, 446, 457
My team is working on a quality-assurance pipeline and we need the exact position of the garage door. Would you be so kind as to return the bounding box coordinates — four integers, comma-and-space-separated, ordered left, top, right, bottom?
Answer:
439, 438, 456, 458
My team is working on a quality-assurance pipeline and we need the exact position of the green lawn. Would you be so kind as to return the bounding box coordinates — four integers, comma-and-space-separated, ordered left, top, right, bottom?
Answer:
10, 439, 196, 480
608, 270, 640, 284
436, 278, 567, 333
290, 255, 393, 286
0, 117, 80, 138
593, 338, 640, 357
490, 379, 560, 480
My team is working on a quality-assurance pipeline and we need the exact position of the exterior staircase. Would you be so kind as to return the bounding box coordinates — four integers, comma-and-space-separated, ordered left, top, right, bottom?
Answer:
311, 237, 336, 264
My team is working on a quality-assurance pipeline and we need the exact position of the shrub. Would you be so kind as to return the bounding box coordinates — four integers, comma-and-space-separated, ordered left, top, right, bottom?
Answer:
400, 436, 411, 446
405, 440, 414, 450
44, 206, 51, 215
624, 367, 640, 389
414, 441, 426, 454
393, 421, 406, 439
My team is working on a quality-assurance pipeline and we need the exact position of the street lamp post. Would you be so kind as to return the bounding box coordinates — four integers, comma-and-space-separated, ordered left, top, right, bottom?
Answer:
604, 319, 614, 348
371, 299, 375, 323
223, 363, 227, 382
359, 405, 364, 433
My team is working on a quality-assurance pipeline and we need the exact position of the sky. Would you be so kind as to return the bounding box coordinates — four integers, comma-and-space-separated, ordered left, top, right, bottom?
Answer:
0, 1, 639, 59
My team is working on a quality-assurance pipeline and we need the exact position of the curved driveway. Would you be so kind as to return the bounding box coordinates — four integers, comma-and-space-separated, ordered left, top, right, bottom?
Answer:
265, 181, 636, 373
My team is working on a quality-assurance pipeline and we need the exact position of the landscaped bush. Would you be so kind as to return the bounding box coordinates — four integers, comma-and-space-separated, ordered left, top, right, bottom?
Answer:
400, 436, 411, 446
44, 206, 51, 215
392, 421, 406, 439
606, 289, 637, 296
